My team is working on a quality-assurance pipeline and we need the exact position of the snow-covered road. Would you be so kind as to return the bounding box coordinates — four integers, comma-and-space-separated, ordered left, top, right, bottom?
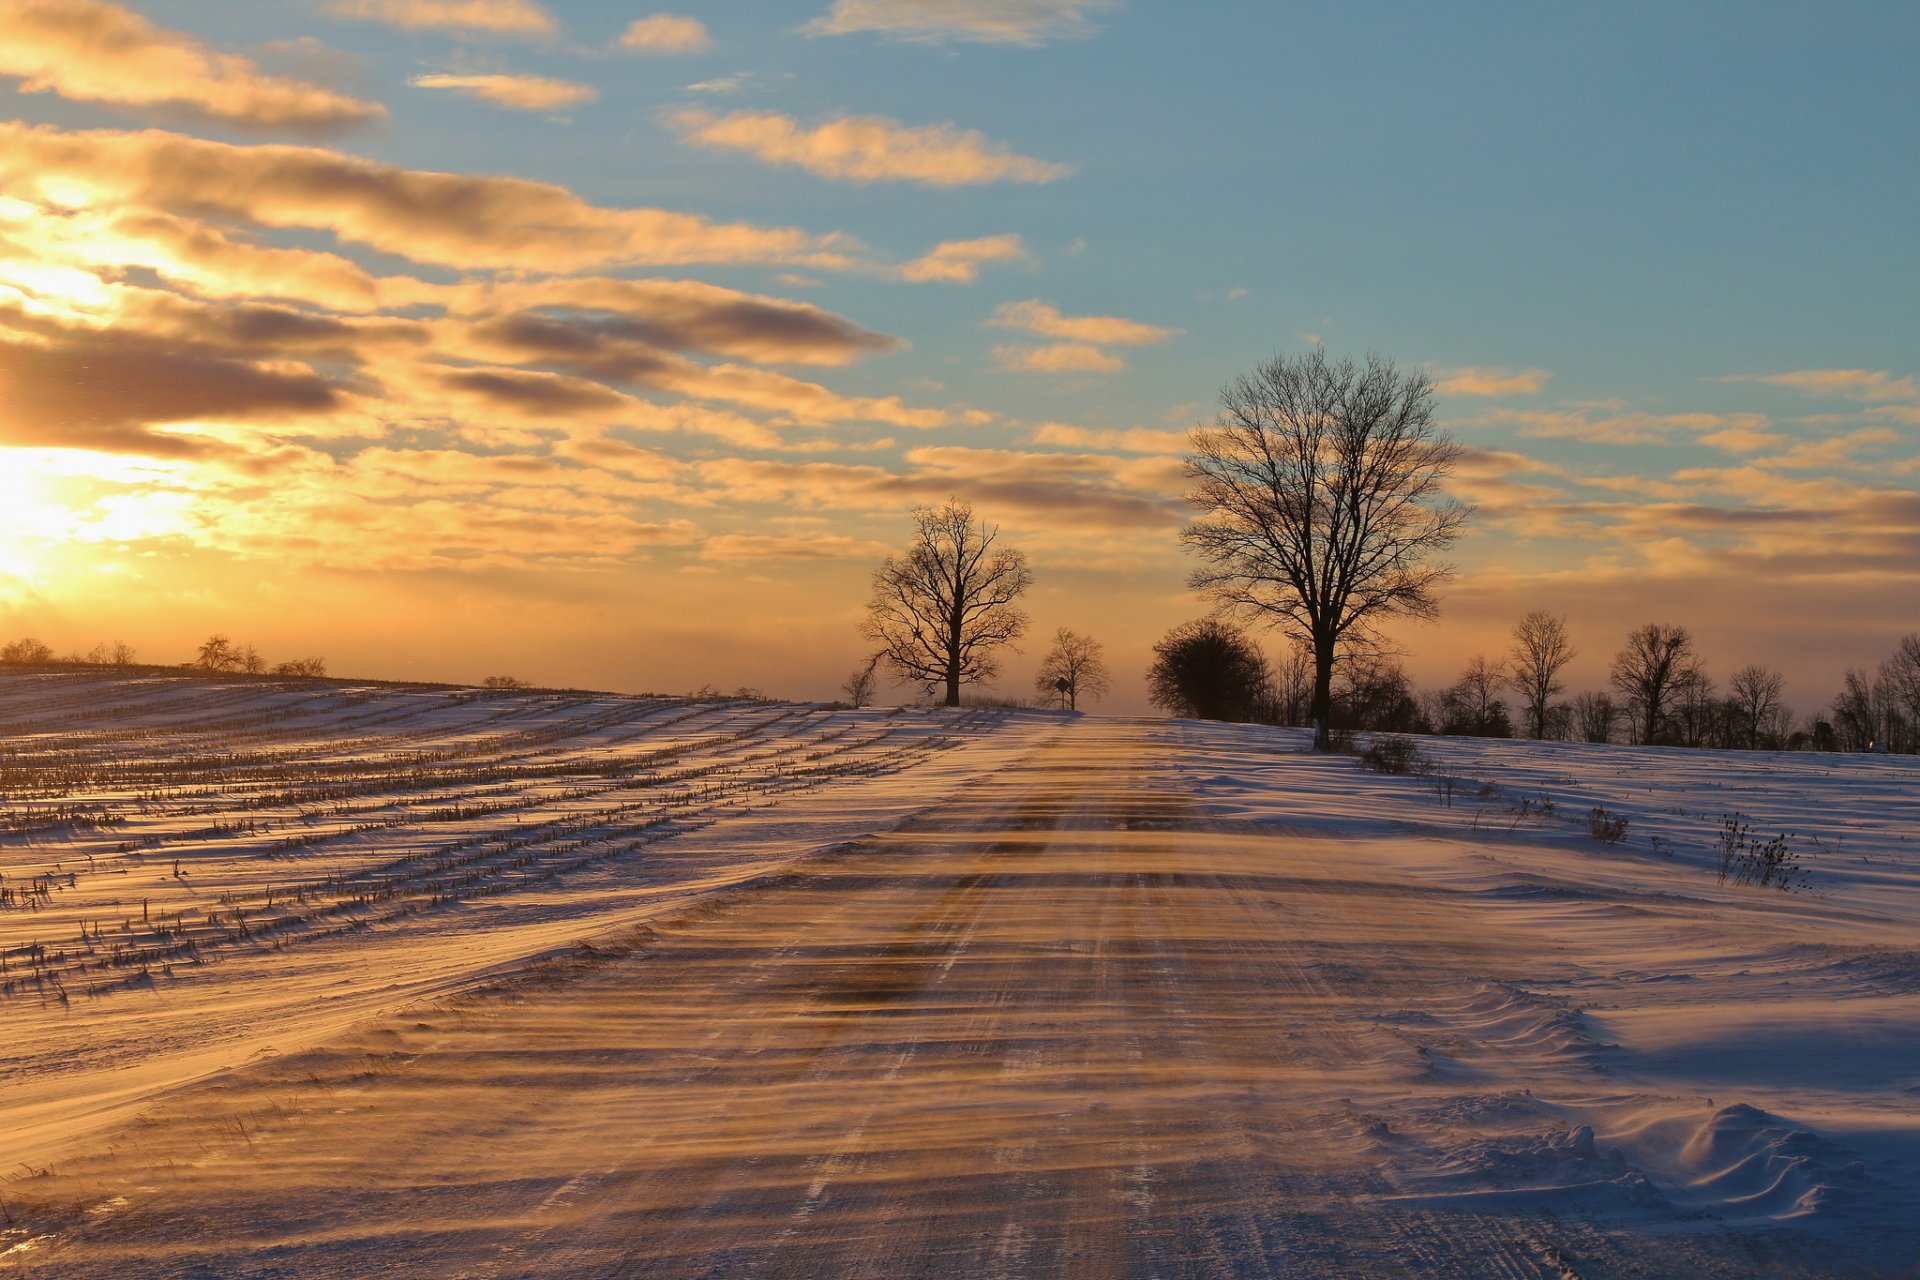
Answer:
8, 701, 1915, 1278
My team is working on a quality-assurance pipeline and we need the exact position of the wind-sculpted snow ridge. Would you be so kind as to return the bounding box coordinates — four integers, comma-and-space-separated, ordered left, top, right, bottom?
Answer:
5, 706, 1919, 1277
0, 671, 1038, 1166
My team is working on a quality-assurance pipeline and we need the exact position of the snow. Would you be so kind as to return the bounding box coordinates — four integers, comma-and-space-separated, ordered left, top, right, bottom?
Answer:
3, 676, 1917, 1276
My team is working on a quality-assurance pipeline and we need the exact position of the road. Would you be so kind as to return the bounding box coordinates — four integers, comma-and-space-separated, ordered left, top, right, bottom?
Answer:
5, 719, 1856, 1278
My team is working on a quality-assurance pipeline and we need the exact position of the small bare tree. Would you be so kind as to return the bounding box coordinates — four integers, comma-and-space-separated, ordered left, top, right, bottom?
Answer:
1439, 655, 1511, 737
1507, 611, 1577, 740
862, 499, 1032, 708
1609, 623, 1702, 745
1032, 628, 1112, 711
1182, 349, 1470, 750
273, 656, 328, 678
841, 654, 881, 708
1728, 664, 1785, 750
1572, 690, 1619, 744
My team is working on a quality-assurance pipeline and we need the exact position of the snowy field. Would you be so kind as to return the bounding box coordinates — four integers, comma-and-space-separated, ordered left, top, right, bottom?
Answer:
2, 673, 1917, 1277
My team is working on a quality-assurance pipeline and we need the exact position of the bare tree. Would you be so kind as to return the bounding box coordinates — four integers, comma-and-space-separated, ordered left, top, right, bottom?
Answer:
1507, 611, 1577, 739
85, 640, 137, 666
1271, 641, 1313, 727
841, 654, 881, 708
1, 637, 54, 664
1572, 690, 1619, 744
1609, 623, 1701, 745
482, 674, 527, 689
273, 656, 328, 678
1439, 655, 1512, 737
1182, 349, 1470, 750
862, 499, 1032, 708
1728, 664, 1786, 750
1146, 619, 1271, 722
195, 634, 239, 671
1032, 628, 1112, 711
238, 643, 267, 675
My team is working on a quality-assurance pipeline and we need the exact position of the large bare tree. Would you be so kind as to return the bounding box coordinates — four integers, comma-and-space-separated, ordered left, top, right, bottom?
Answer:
1507, 610, 1578, 739
862, 499, 1032, 707
1032, 628, 1112, 711
1608, 622, 1702, 745
1181, 349, 1471, 749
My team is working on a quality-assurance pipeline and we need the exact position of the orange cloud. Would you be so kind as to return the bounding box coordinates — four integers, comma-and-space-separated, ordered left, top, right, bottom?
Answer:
327, 0, 555, 36
0, 0, 384, 133
804, 0, 1115, 45
1028, 423, 1187, 454
666, 108, 1068, 187
1433, 366, 1551, 397
411, 73, 595, 112
0, 124, 860, 273
988, 299, 1178, 346
1722, 368, 1920, 401
992, 342, 1124, 374
619, 13, 711, 52
892, 234, 1027, 284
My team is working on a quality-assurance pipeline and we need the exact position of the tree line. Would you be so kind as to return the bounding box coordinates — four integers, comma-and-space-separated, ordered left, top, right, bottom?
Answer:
0, 634, 327, 678
849, 349, 1916, 753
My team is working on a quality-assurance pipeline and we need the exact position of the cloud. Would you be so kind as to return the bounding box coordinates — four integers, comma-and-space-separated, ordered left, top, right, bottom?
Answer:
1719, 368, 1920, 402
0, 317, 341, 454
892, 233, 1027, 283
1433, 366, 1551, 397
803, 0, 1116, 45
411, 73, 595, 112
619, 13, 711, 53
685, 72, 749, 94
1028, 423, 1187, 454
988, 299, 1177, 346
0, 0, 385, 133
992, 341, 1124, 374
665, 108, 1068, 187
698, 532, 891, 562
438, 277, 899, 365
327, 0, 555, 36
0, 124, 861, 273
1468, 407, 1774, 447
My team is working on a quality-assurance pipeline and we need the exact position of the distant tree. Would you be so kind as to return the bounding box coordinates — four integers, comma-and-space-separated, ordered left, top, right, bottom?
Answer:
841, 655, 881, 708
1609, 624, 1702, 745
1671, 667, 1718, 748
482, 674, 527, 689
273, 656, 328, 678
1146, 618, 1271, 722
84, 640, 137, 666
1181, 349, 1470, 751
195, 634, 240, 671
1336, 657, 1428, 733
1506, 611, 1577, 740
1439, 655, 1512, 737
1727, 665, 1786, 750
1572, 690, 1619, 744
1270, 642, 1313, 727
1883, 633, 1920, 751
1, 637, 54, 664
1032, 628, 1112, 711
862, 499, 1032, 708
238, 644, 267, 675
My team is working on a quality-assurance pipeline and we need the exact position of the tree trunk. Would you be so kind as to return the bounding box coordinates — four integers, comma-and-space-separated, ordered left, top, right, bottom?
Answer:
944, 665, 960, 707
1310, 639, 1335, 751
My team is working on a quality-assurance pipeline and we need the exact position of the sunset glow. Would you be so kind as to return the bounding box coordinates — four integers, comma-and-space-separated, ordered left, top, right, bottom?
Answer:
0, 1, 1913, 707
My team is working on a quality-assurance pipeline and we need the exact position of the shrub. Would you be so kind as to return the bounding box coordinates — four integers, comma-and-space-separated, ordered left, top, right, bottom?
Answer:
1359, 734, 1421, 774
1718, 813, 1805, 891
1588, 806, 1629, 843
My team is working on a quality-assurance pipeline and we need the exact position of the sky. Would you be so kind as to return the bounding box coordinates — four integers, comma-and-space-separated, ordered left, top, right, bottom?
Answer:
0, 0, 1915, 714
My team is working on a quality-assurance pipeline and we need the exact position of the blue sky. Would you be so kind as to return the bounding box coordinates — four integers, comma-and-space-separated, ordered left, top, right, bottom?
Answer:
1, 0, 1915, 711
